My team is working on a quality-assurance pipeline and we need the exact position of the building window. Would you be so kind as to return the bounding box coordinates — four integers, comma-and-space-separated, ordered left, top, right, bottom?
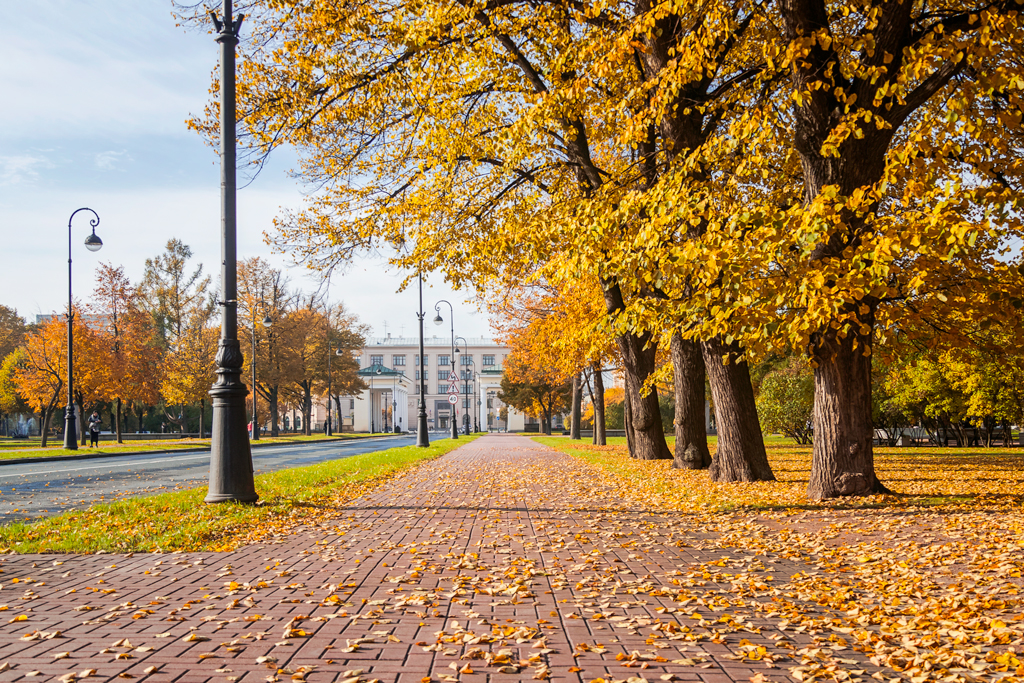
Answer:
482, 355, 495, 366
393, 355, 406, 366
461, 369, 472, 380
487, 398, 493, 408
439, 355, 450, 366
370, 354, 383, 366
415, 355, 428, 366
463, 398, 470, 408
438, 385, 447, 395
461, 355, 472, 366
349, 399, 355, 409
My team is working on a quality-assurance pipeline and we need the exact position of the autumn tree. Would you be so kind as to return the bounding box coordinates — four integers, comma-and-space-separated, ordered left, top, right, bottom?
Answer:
488, 278, 616, 444
161, 305, 218, 436
91, 264, 162, 442
14, 313, 105, 447
0, 305, 27, 362
239, 257, 293, 436
140, 239, 212, 350
498, 374, 572, 435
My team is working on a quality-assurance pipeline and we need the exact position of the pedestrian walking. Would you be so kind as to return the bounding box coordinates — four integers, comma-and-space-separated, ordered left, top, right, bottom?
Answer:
88, 412, 101, 447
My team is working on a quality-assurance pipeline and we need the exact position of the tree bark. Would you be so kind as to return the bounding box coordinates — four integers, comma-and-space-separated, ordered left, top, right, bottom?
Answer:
570, 373, 582, 440
671, 332, 711, 469
601, 279, 671, 460
624, 387, 636, 456
269, 387, 280, 437
807, 317, 890, 498
593, 364, 606, 446
702, 336, 775, 482
199, 398, 205, 439
115, 398, 123, 444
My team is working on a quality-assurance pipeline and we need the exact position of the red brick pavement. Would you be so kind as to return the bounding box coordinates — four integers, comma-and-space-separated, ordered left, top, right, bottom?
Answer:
0, 436, 873, 683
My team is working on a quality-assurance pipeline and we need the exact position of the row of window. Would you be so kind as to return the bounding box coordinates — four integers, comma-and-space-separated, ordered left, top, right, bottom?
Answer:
369, 354, 500, 367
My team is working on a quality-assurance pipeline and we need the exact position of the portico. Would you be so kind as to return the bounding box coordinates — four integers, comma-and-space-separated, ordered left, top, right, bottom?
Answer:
353, 363, 413, 433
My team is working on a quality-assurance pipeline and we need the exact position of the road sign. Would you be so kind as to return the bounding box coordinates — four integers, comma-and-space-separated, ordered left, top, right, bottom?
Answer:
448, 383, 460, 394
447, 394, 459, 404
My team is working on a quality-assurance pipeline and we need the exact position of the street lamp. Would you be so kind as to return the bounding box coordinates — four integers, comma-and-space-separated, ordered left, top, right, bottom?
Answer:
250, 313, 271, 441
434, 300, 458, 439
455, 336, 471, 435
415, 274, 430, 447
327, 346, 343, 436
63, 208, 103, 450
206, 0, 258, 504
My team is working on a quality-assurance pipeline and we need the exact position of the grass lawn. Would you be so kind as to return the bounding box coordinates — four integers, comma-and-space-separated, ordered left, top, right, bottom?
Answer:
0, 432, 392, 460
0, 435, 476, 554
535, 435, 1024, 511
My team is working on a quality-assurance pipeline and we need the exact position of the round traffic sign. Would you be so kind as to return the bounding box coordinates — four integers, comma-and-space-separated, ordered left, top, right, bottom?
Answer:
448, 394, 459, 404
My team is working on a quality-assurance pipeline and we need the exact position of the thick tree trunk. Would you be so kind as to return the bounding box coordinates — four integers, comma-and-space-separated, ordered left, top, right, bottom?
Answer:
115, 398, 123, 444
601, 278, 671, 460
570, 373, 582, 440
702, 336, 774, 482
592, 365, 606, 446
671, 332, 711, 469
623, 388, 636, 456
269, 388, 280, 437
303, 383, 313, 436
618, 336, 671, 459
807, 318, 889, 499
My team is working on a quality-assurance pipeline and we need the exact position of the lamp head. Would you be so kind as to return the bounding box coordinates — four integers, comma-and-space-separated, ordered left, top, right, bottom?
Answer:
433, 314, 443, 326
262, 315, 272, 328
335, 348, 344, 356
84, 229, 103, 252
376, 367, 383, 375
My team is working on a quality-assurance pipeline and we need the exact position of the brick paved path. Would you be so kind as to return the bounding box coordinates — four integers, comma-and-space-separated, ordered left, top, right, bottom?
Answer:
0, 436, 866, 683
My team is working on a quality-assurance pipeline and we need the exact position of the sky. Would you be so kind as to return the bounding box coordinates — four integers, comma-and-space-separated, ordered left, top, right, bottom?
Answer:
0, 0, 491, 340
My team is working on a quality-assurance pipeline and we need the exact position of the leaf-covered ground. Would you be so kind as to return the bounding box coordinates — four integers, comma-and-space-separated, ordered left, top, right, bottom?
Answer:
539, 437, 1024, 682
0, 435, 1019, 683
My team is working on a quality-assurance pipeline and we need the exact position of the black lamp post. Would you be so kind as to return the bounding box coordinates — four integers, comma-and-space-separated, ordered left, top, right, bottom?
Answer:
454, 336, 470, 435
63, 208, 103, 451
416, 274, 430, 447
434, 300, 458, 439
206, 0, 257, 504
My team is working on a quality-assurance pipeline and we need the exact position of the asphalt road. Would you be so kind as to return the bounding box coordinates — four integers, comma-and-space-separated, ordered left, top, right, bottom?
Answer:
0, 433, 450, 524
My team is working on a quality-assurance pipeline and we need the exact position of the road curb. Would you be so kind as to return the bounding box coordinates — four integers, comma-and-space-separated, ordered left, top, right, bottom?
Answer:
0, 434, 403, 468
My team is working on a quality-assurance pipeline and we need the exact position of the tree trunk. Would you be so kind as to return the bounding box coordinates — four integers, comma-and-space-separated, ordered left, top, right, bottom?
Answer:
618, 340, 670, 459
702, 336, 774, 482
199, 398, 205, 439
624, 387, 636, 456
671, 332, 711, 469
115, 398, 123, 444
593, 364, 606, 446
269, 388, 280, 437
78, 397, 87, 446
303, 383, 313, 436
570, 373, 582, 440
602, 279, 671, 460
807, 318, 889, 499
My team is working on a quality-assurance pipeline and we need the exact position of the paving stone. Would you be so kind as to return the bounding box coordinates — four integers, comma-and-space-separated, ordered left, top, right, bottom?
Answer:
0, 435, 869, 683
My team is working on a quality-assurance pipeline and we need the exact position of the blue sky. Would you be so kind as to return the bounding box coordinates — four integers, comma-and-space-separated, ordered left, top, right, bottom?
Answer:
0, 0, 489, 340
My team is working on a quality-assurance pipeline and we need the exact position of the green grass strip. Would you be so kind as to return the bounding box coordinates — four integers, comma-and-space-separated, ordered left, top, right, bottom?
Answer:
0, 435, 475, 554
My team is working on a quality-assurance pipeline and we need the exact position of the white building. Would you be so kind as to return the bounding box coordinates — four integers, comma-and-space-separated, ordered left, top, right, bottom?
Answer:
324, 336, 540, 434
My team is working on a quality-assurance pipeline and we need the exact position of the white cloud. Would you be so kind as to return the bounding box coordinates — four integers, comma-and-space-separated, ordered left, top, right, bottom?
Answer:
0, 154, 53, 185
94, 150, 131, 171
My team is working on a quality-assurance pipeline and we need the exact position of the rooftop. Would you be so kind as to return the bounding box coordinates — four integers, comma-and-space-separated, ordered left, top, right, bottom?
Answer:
366, 336, 504, 347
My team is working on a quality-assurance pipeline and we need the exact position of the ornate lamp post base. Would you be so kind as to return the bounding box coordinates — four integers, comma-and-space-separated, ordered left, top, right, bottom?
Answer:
206, 340, 258, 503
